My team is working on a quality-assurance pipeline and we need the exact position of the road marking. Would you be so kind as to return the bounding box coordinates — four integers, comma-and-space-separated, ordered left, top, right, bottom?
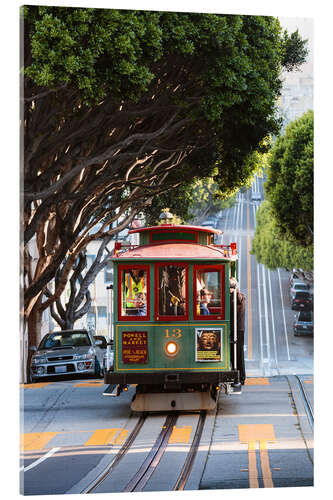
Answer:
247, 234, 253, 359
259, 440, 274, 488
20, 383, 52, 389
248, 440, 259, 488
20, 447, 60, 472
73, 382, 104, 387
238, 424, 276, 488
84, 428, 128, 446
169, 426, 192, 444
245, 377, 269, 385
277, 268, 291, 360
21, 432, 59, 451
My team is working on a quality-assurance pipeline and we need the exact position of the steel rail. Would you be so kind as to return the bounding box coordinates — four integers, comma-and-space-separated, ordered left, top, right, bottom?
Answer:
295, 375, 314, 430
123, 413, 178, 492
173, 410, 206, 491
83, 414, 146, 494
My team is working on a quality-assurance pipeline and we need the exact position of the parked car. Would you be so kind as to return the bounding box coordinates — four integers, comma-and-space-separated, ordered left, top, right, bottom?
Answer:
202, 217, 217, 229
293, 310, 313, 336
29, 329, 106, 382
251, 192, 261, 201
291, 290, 313, 311
289, 280, 309, 300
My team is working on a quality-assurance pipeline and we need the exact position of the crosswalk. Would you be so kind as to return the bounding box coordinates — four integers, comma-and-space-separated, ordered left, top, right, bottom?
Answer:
21, 428, 130, 451
21, 424, 195, 451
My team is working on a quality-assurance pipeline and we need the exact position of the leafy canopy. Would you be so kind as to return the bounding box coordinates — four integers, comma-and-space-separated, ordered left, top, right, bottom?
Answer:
265, 110, 313, 246
251, 200, 313, 270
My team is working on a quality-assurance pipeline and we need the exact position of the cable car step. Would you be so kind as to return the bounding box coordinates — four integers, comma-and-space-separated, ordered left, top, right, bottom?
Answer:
103, 384, 119, 396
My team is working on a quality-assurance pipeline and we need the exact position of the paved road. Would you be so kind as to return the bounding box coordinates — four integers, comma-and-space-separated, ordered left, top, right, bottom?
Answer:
20, 374, 314, 494
219, 178, 313, 378
20, 180, 314, 494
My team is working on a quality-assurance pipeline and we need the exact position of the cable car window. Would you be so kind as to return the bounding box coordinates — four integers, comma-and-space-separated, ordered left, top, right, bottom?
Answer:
194, 265, 225, 319
119, 266, 149, 320
157, 264, 188, 319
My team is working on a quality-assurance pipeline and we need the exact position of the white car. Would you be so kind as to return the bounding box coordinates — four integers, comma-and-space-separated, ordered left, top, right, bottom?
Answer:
251, 192, 261, 201
30, 330, 106, 381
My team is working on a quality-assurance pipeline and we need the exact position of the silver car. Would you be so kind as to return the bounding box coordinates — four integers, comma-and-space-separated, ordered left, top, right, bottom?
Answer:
30, 330, 106, 382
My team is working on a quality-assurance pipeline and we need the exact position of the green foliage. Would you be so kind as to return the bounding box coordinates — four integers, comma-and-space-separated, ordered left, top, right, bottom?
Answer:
23, 7, 308, 176
251, 201, 313, 270
144, 170, 237, 226
144, 184, 196, 226
265, 110, 313, 246
281, 29, 308, 72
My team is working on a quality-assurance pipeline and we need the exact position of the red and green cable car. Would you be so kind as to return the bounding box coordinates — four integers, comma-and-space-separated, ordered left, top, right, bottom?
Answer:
104, 221, 240, 411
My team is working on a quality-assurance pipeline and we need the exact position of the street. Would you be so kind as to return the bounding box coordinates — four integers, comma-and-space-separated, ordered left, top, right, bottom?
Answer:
20, 181, 314, 494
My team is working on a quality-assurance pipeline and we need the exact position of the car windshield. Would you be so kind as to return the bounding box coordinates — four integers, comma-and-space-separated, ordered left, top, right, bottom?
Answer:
298, 311, 312, 322
38, 332, 91, 349
294, 283, 308, 290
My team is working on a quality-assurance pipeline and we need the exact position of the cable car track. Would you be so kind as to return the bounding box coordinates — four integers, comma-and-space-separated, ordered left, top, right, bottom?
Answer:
123, 413, 178, 492
295, 375, 314, 430
82, 414, 146, 494
173, 410, 206, 491
83, 411, 207, 494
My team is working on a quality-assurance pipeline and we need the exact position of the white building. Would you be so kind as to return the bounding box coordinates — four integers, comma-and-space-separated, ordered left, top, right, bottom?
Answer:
278, 17, 314, 128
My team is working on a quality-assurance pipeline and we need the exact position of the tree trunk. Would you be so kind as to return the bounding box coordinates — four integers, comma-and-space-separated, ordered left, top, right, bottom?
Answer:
26, 295, 43, 382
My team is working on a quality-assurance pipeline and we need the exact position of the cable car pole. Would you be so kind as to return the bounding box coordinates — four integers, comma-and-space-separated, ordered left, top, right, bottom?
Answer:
106, 284, 113, 371
233, 284, 238, 374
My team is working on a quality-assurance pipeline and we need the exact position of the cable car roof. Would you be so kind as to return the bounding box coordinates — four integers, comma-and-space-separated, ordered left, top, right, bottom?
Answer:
113, 242, 237, 261
128, 224, 221, 236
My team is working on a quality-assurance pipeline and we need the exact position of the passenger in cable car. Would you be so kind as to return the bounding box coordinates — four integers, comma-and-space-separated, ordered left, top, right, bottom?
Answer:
199, 290, 213, 315
159, 265, 186, 316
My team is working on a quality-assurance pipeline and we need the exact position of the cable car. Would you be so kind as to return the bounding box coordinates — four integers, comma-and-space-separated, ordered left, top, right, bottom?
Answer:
104, 215, 240, 411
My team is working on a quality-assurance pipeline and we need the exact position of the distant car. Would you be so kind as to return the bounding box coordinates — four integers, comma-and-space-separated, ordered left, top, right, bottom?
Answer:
289, 280, 309, 300
251, 192, 261, 201
201, 217, 217, 228
29, 329, 106, 382
293, 310, 313, 336
291, 290, 313, 311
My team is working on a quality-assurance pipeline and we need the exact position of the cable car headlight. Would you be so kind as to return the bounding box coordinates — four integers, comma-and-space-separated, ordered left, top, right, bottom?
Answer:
165, 341, 178, 357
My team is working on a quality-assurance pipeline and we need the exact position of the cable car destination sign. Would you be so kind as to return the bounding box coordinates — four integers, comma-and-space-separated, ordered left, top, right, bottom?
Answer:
122, 331, 148, 364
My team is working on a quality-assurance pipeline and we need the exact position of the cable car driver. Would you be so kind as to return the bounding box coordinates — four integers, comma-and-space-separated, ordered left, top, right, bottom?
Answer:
229, 277, 246, 388
125, 269, 147, 316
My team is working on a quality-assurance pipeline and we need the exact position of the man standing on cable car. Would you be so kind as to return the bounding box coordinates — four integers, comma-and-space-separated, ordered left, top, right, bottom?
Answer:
230, 277, 246, 388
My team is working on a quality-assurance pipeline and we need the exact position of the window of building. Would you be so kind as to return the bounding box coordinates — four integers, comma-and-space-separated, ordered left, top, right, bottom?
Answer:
104, 260, 113, 283
118, 265, 149, 320
194, 265, 225, 320
156, 263, 188, 320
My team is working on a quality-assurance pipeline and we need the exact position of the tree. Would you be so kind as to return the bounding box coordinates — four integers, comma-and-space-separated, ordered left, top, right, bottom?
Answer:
264, 110, 313, 246
251, 200, 313, 270
44, 238, 113, 330
22, 7, 308, 330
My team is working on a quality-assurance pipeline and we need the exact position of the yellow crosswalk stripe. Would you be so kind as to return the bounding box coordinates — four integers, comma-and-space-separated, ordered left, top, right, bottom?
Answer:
73, 382, 104, 387
20, 383, 52, 389
21, 432, 58, 451
84, 428, 128, 446
245, 378, 270, 385
169, 426, 192, 444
